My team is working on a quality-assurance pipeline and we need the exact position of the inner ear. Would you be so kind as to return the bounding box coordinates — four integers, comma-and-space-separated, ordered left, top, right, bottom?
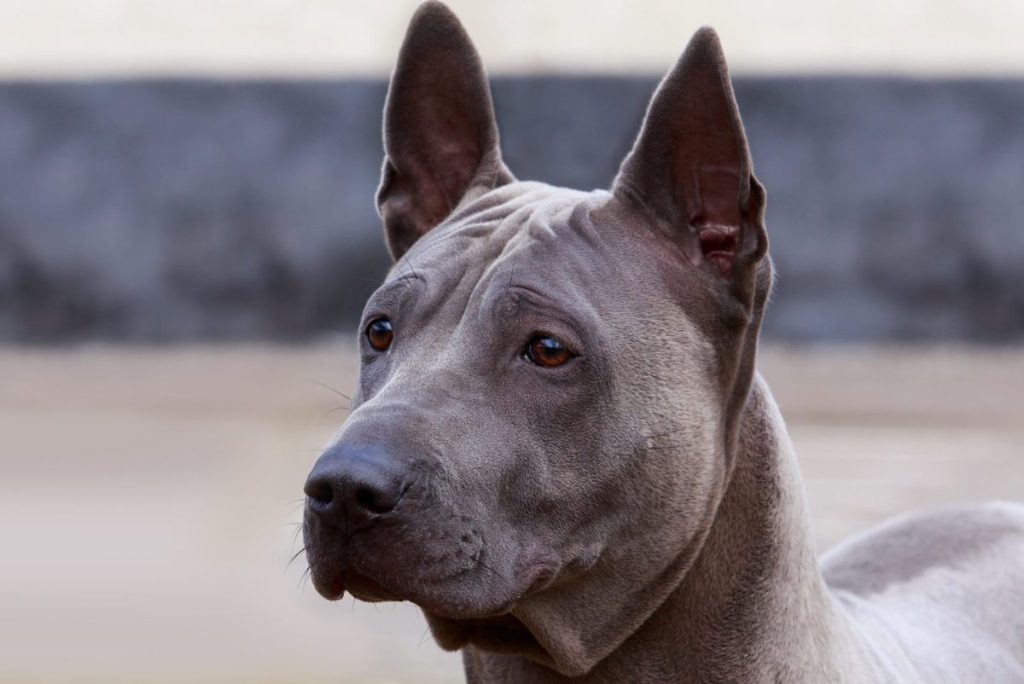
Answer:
693, 166, 748, 276
376, 2, 514, 261
612, 27, 766, 286
699, 227, 739, 276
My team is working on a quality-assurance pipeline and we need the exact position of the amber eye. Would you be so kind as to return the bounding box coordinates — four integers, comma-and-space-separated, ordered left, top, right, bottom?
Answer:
524, 335, 574, 368
366, 317, 393, 351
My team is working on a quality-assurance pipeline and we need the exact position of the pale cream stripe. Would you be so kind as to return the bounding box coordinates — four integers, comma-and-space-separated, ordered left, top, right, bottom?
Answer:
0, 0, 1023, 77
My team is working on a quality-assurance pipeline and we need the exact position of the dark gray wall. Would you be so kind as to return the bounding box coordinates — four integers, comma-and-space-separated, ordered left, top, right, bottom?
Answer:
1, 76, 1022, 343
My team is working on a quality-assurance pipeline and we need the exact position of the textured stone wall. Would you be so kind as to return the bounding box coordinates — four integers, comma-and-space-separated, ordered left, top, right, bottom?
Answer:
1, 76, 1022, 342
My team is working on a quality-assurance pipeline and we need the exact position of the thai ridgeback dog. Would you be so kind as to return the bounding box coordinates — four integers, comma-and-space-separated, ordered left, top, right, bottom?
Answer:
303, 3, 1024, 681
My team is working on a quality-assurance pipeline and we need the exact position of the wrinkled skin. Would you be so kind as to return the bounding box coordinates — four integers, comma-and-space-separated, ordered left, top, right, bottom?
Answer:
303, 3, 1024, 682
308, 181, 738, 643
304, 1, 766, 670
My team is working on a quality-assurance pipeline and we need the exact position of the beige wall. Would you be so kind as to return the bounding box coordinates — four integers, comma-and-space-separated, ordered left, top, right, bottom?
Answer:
1, 0, 1023, 77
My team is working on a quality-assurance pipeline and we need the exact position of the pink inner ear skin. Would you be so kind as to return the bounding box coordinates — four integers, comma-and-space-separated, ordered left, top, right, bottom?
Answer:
697, 224, 739, 276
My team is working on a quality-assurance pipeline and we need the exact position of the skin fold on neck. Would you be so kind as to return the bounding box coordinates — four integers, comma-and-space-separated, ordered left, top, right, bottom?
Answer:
463, 374, 868, 683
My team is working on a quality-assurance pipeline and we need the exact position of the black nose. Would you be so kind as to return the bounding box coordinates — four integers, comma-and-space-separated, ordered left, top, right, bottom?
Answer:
304, 445, 411, 523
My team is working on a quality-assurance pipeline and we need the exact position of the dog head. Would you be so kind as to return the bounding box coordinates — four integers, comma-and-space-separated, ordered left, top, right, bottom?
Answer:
303, 2, 771, 676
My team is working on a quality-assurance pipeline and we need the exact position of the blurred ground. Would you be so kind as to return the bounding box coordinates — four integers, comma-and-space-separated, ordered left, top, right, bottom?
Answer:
1, 343, 1021, 683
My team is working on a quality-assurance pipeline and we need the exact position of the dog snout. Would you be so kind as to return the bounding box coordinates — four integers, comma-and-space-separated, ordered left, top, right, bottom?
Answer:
304, 444, 411, 522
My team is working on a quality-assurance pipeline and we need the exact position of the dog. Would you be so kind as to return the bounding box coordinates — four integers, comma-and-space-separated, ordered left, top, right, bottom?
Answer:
302, 3, 1024, 681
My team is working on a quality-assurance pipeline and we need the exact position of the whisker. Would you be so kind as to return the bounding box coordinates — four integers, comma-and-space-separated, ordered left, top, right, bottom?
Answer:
312, 381, 353, 402
297, 565, 312, 592
608, 442, 687, 461
642, 425, 685, 441
473, 552, 505, 581
319, 405, 352, 426
287, 546, 308, 569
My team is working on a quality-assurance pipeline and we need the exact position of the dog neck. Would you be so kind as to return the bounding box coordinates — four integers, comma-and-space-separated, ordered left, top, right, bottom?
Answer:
461, 374, 864, 683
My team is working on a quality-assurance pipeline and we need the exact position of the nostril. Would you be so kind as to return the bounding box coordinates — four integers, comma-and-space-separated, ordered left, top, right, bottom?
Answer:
305, 445, 412, 520
305, 479, 334, 506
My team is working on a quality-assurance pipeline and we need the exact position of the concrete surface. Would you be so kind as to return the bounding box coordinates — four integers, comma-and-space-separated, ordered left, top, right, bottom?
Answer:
0, 343, 1021, 683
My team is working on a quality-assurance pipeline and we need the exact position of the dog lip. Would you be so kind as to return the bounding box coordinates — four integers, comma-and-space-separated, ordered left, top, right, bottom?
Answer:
311, 569, 347, 601
307, 533, 568, 619
344, 568, 404, 602
310, 558, 406, 603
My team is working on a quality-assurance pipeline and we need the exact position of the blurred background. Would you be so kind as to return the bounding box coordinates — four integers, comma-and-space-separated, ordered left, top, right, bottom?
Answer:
1, 1, 1022, 682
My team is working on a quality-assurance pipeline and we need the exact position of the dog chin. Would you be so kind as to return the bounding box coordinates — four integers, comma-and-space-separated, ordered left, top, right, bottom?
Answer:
408, 555, 565, 620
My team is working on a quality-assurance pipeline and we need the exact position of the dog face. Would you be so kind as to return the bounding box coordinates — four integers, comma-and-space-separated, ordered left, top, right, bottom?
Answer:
303, 2, 770, 675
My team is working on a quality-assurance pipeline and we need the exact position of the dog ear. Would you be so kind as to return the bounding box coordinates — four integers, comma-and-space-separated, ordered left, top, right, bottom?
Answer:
376, 1, 514, 260
612, 27, 767, 302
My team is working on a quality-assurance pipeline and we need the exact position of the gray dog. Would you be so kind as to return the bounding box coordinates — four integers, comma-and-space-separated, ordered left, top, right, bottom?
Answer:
303, 3, 1024, 681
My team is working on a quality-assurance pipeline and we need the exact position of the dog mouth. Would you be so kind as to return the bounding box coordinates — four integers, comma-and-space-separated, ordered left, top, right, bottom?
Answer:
309, 563, 401, 603
302, 486, 571, 619
305, 535, 563, 619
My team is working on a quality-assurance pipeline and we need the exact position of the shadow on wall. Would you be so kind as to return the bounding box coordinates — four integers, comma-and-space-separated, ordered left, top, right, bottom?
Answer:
0, 77, 1022, 343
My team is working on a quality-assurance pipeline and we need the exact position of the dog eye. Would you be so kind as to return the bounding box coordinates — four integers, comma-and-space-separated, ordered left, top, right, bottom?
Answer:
524, 334, 574, 368
366, 317, 394, 351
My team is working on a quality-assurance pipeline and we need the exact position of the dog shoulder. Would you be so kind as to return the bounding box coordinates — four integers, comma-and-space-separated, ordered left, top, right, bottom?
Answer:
821, 501, 1024, 678
821, 500, 1024, 596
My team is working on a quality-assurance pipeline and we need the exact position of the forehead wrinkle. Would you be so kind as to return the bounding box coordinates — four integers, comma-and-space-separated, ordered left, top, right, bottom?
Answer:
390, 185, 558, 287
394, 182, 594, 285
566, 193, 613, 249
444, 180, 552, 226
458, 196, 606, 334
382, 186, 605, 349
370, 272, 423, 314
477, 196, 572, 297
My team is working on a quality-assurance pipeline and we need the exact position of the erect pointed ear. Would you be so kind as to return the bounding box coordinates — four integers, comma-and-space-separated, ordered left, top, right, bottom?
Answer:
376, 1, 514, 261
612, 27, 767, 303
